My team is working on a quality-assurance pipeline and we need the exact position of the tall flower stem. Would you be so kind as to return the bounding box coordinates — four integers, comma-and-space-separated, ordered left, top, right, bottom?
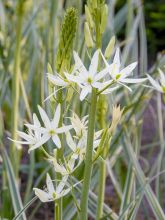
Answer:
55, 91, 63, 220
156, 92, 164, 202
11, 3, 24, 175
96, 95, 107, 220
80, 88, 97, 220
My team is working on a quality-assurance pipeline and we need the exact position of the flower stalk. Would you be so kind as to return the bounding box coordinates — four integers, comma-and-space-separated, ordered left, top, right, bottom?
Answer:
10, 1, 25, 175
80, 88, 97, 220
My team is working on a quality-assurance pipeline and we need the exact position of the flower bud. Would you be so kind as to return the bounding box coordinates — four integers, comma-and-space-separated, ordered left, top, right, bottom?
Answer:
85, 5, 94, 29
100, 4, 108, 34
109, 105, 123, 134
104, 36, 115, 59
84, 22, 94, 48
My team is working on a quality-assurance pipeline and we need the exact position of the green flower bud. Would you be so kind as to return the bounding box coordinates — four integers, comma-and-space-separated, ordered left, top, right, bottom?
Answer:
84, 22, 94, 48
85, 5, 94, 29
16, 0, 32, 15
55, 7, 78, 74
100, 4, 108, 34
104, 36, 115, 59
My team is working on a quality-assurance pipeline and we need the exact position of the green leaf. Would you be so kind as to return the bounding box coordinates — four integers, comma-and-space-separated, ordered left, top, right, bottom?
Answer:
1, 146, 27, 220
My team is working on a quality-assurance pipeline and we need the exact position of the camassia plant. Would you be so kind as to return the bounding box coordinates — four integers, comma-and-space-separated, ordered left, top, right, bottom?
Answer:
7, 1, 165, 220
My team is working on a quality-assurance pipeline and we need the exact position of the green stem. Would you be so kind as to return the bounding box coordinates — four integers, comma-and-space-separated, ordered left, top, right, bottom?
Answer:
97, 81, 115, 95
11, 6, 24, 175
156, 92, 164, 202
80, 88, 97, 220
55, 91, 63, 220
55, 201, 60, 220
96, 96, 107, 220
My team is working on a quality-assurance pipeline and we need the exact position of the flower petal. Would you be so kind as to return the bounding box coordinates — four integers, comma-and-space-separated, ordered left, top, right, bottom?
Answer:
47, 73, 67, 87
33, 188, 52, 202
52, 104, 61, 129
17, 131, 34, 142
113, 48, 120, 70
121, 78, 147, 83
28, 133, 50, 153
56, 125, 73, 134
94, 67, 108, 81
52, 134, 61, 148
46, 173, 55, 194
56, 176, 68, 194
66, 132, 76, 151
38, 105, 51, 129
80, 86, 91, 101
73, 51, 88, 76
119, 62, 137, 79
147, 74, 162, 92
89, 50, 99, 76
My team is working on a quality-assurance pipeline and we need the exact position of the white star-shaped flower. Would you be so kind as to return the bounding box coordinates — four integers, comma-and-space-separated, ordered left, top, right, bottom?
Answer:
9, 114, 42, 153
101, 48, 147, 92
70, 112, 88, 138
46, 73, 70, 101
33, 173, 79, 202
147, 69, 165, 93
24, 104, 73, 150
49, 156, 76, 176
65, 50, 108, 101
66, 129, 102, 162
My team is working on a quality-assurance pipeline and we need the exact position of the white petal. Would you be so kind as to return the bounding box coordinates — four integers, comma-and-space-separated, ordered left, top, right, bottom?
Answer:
92, 81, 104, 89
64, 72, 84, 84
53, 159, 67, 175
33, 113, 41, 127
17, 131, 34, 142
68, 158, 75, 171
47, 73, 67, 87
57, 188, 71, 199
94, 67, 108, 81
113, 48, 120, 69
46, 173, 55, 194
73, 51, 88, 76
52, 104, 61, 129
56, 125, 73, 134
94, 129, 103, 139
89, 50, 99, 76
80, 86, 91, 101
56, 176, 68, 194
33, 188, 52, 202
119, 62, 137, 79
119, 82, 132, 92
28, 134, 50, 153
121, 78, 147, 83
38, 105, 51, 129
66, 132, 76, 151
147, 74, 162, 92
93, 139, 101, 148
52, 134, 61, 148
100, 50, 109, 67
8, 138, 33, 145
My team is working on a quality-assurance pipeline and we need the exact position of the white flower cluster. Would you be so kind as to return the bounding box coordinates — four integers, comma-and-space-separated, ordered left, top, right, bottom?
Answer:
9, 47, 149, 202
47, 48, 146, 101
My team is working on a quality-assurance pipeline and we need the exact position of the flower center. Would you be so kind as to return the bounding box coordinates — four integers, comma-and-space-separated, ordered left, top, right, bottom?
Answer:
49, 129, 56, 136
75, 147, 81, 155
116, 74, 121, 80
87, 77, 93, 84
52, 192, 56, 199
